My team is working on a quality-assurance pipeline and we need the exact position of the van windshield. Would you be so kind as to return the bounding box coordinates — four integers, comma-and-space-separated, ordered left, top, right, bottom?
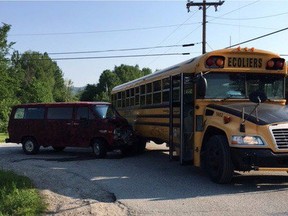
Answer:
93, 105, 116, 119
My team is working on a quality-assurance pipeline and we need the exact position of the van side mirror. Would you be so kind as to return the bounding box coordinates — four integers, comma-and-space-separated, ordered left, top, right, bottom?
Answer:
195, 73, 207, 98
249, 91, 267, 103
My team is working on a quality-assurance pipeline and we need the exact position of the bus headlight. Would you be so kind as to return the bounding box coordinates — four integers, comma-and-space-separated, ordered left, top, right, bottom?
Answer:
231, 136, 264, 145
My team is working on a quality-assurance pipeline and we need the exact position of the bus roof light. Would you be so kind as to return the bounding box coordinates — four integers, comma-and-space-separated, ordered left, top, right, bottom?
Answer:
205, 56, 225, 68
267, 60, 274, 68
216, 58, 224, 67
276, 60, 284, 69
206, 57, 214, 67
266, 58, 285, 70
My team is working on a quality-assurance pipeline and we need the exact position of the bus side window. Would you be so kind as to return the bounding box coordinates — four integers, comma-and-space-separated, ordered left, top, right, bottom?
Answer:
162, 77, 170, 103
117, 92, 121, 108
135, 87, 140, 106
140, 85, 145, 106
153, 80, 161, 104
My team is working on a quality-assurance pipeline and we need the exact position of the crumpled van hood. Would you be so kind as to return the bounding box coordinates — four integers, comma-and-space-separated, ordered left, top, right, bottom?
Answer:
207, 103, 288, 125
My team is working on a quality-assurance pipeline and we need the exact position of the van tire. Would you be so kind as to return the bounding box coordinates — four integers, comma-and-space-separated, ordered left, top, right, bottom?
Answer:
204, 135, 234, 184
92, 139, 107, 158
22, 138, 40, 155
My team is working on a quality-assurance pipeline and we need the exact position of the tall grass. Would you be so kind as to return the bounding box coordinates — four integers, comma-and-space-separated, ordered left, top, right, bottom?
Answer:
0, 133, 7, 143
0, 170, 46, 215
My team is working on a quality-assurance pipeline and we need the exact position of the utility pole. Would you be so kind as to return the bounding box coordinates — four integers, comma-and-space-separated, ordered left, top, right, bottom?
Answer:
186, 0, 224, 54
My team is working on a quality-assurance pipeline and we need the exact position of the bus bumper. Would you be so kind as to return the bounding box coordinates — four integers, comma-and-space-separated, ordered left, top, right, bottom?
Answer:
231, 148, 288, 171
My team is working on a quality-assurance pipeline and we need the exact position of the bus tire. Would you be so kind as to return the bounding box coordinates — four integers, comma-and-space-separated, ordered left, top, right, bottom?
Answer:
92, 139, 107, 158
22, 137, 40, 155
204, 135, 234, 184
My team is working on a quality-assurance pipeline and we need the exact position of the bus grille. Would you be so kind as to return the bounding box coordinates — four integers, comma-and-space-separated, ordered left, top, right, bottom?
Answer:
271, 128, 288, 149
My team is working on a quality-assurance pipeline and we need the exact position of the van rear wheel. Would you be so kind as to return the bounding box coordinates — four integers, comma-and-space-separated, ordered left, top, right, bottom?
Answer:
92, 140, 107, 158
22, 138, 40, 155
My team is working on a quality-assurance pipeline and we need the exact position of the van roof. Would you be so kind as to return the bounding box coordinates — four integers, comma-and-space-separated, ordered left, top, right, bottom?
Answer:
13, 101, 111, 108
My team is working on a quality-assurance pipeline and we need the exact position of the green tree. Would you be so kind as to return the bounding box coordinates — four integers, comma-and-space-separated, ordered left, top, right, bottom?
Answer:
0, 24, 18, 132
13, 51, 72, 103
80, 64, 152, 102
80, 84, 98, 101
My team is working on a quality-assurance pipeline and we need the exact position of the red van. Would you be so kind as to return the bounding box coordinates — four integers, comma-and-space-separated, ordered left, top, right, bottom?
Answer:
6, 102, 138, 158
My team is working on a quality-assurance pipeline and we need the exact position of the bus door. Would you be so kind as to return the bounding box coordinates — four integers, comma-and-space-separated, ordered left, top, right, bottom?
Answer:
180, 74, 194, 164
169, 75, 181, 160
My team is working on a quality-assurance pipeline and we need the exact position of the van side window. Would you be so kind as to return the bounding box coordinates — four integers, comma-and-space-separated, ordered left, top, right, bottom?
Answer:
14, 108, 25, 119
14, 108, 45, 119
47, 107, 73, 120
76, 107, 91, 120
25, 108, 45, 119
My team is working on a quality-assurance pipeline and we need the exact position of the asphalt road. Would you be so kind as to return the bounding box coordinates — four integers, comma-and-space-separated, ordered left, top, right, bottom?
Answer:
1, 142, 288, 216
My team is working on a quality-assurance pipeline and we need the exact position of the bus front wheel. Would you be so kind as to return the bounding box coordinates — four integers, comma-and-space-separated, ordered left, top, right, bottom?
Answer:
204, 135, 234, 184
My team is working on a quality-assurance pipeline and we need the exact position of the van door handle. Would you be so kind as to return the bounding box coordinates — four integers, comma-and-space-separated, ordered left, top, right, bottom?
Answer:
73, 123, 79, 126
66, 123, 72, 125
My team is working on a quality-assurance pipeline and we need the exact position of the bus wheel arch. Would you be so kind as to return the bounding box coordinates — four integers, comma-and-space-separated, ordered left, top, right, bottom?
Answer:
22, 136, 40, 155
201, 127, 234, 184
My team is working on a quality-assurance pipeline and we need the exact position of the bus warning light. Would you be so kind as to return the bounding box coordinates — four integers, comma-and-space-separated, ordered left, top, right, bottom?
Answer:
266, 58, 285, 70
205, 56, 225, 68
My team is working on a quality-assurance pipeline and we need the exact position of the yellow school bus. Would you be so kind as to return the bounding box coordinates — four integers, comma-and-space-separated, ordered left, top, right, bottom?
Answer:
111, 47, 288, 183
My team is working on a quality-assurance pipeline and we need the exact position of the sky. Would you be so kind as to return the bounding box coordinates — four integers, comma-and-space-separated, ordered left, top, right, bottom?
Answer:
1, 0, 288, 87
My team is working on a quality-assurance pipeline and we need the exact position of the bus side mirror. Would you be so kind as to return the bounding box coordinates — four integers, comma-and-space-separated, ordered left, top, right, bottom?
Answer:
195, 74, 207, 98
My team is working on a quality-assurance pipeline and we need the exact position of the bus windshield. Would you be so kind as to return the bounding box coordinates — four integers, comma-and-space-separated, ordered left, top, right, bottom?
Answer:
204, 73, 285, 100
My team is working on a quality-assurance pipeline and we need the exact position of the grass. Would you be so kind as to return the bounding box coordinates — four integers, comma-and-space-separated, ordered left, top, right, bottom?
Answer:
0, 169, 46, 216
0, 133, 8, 143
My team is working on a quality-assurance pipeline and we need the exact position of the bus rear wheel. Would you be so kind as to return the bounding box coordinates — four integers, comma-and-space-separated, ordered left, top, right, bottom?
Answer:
22, 138, 40, 155
204, 135, 234, 184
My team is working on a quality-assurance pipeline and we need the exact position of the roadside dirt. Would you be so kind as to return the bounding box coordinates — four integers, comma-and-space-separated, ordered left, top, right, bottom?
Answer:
0, 143, 132, 216
41, 189, 129, 216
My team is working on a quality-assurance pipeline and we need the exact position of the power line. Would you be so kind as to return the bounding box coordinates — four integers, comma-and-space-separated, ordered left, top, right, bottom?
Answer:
208, 11, 288, 21
48, 43, 198, 55
207, 0, 261, 22
186, 0, 225, 54
9, 22, 201, 37
209, 22, 276, 30
225, 27, 288, 48
50, 53, 191, 61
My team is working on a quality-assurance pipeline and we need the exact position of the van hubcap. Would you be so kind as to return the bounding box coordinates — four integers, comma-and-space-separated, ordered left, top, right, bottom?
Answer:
93, 143, 100, 155
25, 141, 34, 152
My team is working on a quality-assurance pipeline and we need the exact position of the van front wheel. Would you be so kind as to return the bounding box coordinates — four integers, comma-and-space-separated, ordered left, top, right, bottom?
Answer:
92, 140, 107, 158
22, 138, 40, 155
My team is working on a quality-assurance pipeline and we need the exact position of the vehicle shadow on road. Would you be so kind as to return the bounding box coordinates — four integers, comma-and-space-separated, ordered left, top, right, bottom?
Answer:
2, 143, 288, 203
